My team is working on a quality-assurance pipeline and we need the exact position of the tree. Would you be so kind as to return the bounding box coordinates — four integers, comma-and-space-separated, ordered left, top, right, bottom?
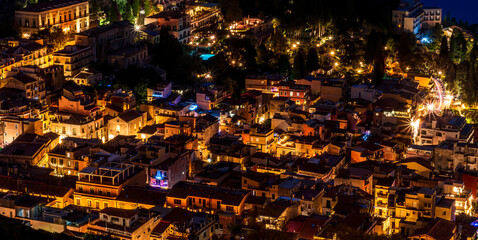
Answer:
32, 26, 68, 51
143, 0, 152, 16
132, 0, 140, 17
306, 48, 319, 74
293, 48, 306, 79
123, 3, 134, 23
440, 36, 449, 58
108, 2, 121, 22
450, 28, 467, 63
219, 0, 242, 22
225, 223, 243, 240
277, 54, 291, 74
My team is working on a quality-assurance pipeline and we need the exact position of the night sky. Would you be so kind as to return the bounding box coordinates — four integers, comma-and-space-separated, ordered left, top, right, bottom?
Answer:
422, 0, 478, 24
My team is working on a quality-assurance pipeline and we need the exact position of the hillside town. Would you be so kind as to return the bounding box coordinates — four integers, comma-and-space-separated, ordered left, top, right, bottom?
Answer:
0, 0, 478, 239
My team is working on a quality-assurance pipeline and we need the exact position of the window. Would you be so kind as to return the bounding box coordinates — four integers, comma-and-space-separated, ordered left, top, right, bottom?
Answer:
226, 206, 234, 212
244, 179, 247, 184
174, 199, 181, 204
96, 202, 100, 209
59, 159, 63, 165
104, 202, 108, 208
443, 211, 446, 216
76, 198, 80, 205
90, 187, 94, 194
51, 158, 56, 164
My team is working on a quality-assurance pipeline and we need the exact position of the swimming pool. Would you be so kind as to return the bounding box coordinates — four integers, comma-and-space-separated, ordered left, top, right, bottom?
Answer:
200, 54, 215, 61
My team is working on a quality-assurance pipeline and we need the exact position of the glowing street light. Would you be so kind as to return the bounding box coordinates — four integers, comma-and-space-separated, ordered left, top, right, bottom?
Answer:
438, 71, 442, 75
330, 51, 335, 56
334, 62, 338, 66
134, 25, 140, 31
292, 44, 297, 48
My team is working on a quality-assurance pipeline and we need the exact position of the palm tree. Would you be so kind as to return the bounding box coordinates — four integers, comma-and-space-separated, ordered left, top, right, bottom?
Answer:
225, 223, 243, 240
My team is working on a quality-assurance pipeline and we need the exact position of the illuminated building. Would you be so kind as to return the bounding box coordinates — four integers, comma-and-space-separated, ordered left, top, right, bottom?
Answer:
1, 117, 43, 146
75, 20, 134, 63
374, 177, 396, 219
107, 110, 148, 140
196, 86, 231, 110
0, 67, 47, 103
186, 3, 221, 31
88, 207, 161, 240
0, 133, 58, 166
15, 0, 89, 37
69, 67, 102, 86
392, 0, 441, 34
47, 144, 92, 176
245, 74, 284, 96
73, 162, 145, 210
166, 181, 250, 215
145, 11, 192, 45
244, 124, 276, 154
52, 45, 93, 77
147, 82, 172, 102
417, 116, 474, 146
256, 199, 301, 230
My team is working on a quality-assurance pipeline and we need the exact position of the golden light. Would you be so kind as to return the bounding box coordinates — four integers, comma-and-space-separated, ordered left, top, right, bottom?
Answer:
330, 51, 335, 56
296, 41, 300, 45
410, 117, 420, 143
231, 60, 236, 65
210, 35, 215, 40
438, 71, 442, 75
134, 25, 140, 30
292, 44, 297, 48
334, 62, 338, 66
357, 69, 363, 73
23, 33, 30, 38
328, 36, 333, 40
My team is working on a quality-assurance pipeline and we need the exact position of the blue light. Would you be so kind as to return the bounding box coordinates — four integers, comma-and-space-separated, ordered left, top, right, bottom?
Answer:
155, 172, 163, 180
107, 84, 112, 87
421, 37, 431, 44
152, 92, 163, 98
189, 104, 198, 111
200, 54, 215, 61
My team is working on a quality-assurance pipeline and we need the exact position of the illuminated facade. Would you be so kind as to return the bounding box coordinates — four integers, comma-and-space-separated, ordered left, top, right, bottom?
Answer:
73, 162, 145, 210
15, 0, 89, 38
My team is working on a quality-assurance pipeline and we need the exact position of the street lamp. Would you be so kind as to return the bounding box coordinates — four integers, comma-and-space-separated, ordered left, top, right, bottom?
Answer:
330, 51, 335, 56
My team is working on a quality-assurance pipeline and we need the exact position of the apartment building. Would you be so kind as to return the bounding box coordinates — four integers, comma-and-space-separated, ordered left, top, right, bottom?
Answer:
145, 11, 192, 44
73, 162, 145, 209
417, 116, 474, 146
48, 144, 92, 176
1, 117, 42, 146
16, 0, 89, 37
166, 181, 250, 215
107, 110, 148, 140
392, 0, 441, 34
53, 45, 93, 77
